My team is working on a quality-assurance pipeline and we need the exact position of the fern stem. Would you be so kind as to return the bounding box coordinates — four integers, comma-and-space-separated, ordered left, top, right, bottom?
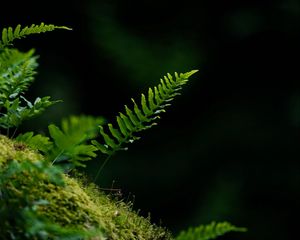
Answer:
93, 154, 113, 182
11, 127, 18, 139
51, 150, 65, 165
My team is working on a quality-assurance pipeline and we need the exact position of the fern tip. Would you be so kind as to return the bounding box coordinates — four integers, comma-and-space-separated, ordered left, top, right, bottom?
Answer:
56, 26, 73, 31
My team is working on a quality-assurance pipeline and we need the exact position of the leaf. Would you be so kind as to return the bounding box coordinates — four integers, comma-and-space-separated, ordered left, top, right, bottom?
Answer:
16, 132, 53, 154
47, 115, 104, 168
0, 96, 58, 128
0, 48, 38, 102
0, 48, 60, 129
93, 70, 198, 157
176, 221, 247, 240
0, 23, 71, 49
61, 115, 105, 140
108, 123, 124, 142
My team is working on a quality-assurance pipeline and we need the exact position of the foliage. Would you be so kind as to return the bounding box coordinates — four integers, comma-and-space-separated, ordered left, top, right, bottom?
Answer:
176, 221, 247, 240
92, 70, 197, 156
0, 23, 70, 130
0, 23, 71, 49
0, 22, 246, 240
15, 115, 104, 169
47, 119, 99, 167
16, 131, 53, 154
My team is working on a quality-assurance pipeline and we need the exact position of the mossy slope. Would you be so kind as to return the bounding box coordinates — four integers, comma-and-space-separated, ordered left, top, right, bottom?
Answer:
0, 135, 172, 239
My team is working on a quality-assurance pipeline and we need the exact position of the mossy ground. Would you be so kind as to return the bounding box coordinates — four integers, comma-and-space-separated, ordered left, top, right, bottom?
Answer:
0, 135, 172, 239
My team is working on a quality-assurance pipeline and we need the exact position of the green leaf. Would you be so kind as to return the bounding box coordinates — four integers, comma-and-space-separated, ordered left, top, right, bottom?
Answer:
125, 105, 140, 126
0, 23, 71, 49
148, 88, 156, 110
0, 96, 58, 128
61, 115, 105, 140
141, 93, 151, 115
119, 112, 135, 131
99, 126, 118, 149
108, 123, 124, 142
47, 115, 103, 168
176, 221, 247, 240
116, 116, 129, 137
16, 132, 53, 154
0, 49, 38, 102
132, 98, 148, 122
48, 124, 70, 150
92, 140, 112, 155
94, 70, 197, 158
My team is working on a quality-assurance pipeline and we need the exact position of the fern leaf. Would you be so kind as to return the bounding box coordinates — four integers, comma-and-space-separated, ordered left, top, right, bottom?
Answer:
176, 221, 247, 240
48, 124, 97, 167
108, 123, 124, 142
16, 132, 53, 154
0, 96, 58, 128
0, 49, 38, 102
47, 115, 104, 168
93, 70, 198, 156
0, 23, 71, 49
60, 115, 105, 140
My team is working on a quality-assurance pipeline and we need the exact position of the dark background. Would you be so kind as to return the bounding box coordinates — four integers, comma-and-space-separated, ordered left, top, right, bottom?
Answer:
2, 0, 300, 239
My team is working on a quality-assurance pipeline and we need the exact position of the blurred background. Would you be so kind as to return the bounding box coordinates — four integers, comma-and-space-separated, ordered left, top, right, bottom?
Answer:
1, 0, 300, 239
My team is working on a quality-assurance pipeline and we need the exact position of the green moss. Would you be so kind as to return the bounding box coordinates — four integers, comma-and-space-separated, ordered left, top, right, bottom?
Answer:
0, 135, 172, 239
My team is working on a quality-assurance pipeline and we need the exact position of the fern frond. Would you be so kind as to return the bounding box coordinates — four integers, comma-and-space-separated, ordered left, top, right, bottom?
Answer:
176, 221, 247, 240
0, 96, 59, 129
0, 23, 71, 49
46, 115, 104, 168
0, 48, 38, 103
61, 115, 105, 140
92, 70, 198, 156
16, 132, 53, 154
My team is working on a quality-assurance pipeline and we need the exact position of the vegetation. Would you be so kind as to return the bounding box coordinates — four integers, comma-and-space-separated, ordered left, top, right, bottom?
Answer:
0, 23, 246, 239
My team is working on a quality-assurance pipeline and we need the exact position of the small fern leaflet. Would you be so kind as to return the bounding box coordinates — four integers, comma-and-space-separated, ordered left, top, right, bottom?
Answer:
176, 221, 247, 240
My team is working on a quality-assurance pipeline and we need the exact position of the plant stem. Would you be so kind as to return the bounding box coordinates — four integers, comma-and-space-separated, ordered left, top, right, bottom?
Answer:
93, 154, 113, 182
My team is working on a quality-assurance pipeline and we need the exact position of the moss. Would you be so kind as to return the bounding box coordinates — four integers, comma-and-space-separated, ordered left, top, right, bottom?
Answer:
0, 135, 172, 239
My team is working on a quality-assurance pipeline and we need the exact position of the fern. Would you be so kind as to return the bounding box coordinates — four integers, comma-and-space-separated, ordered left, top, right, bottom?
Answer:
0, 24, 70, 131
92, 70, 198, 156
0, 21, 248, 240
176, 221, 247, 240
0, 96, 58, 129
16, 131, 53, 154
15, 115, 104, 169
0, 49, 38, 103
47, 125, 97, 167
60, 115, 105, 140
46, 115, 103, 168
0, 23, 71, 49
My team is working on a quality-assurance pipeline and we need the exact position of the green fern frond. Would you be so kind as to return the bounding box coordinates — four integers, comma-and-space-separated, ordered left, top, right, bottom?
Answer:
92, 70, 198, 156
0, 49, 38, 103
16, 132, 53, 154
46, 115, 104, 168
0, 23, 71, 49
0, 96, 59, 129
176, 221, 247, 240
48, 124, 97, 168
61, 115, 105, 140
